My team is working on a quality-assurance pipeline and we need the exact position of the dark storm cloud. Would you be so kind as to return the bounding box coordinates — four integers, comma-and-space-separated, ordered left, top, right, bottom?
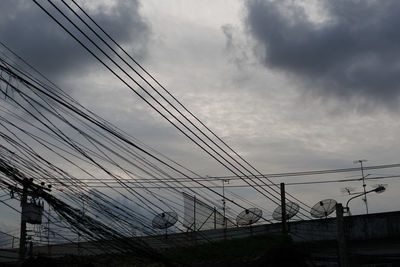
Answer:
0, 0, 149, 82
244, 0, 400, 106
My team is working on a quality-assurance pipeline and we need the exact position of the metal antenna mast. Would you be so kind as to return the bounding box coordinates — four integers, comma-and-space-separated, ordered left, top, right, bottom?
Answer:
354, 159, 368, 214
222, 179, 229, 228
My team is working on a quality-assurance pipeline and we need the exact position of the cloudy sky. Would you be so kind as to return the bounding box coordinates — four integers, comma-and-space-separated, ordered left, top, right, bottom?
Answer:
2, 0, 400, 232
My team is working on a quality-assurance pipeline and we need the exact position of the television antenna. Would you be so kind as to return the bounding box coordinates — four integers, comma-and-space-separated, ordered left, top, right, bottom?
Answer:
341, 186, 356, 195
272, 201, 299, 221
310, 199, 337, 218
236, 208, 262, 226
354, 159, 369, 214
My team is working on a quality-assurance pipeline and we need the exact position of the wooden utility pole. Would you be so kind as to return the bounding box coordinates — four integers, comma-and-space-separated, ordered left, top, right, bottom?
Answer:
280, 183, 287, 234
336, 203, 348, 267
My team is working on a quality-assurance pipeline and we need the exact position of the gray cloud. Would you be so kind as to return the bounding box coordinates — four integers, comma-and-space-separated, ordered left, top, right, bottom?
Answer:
243, 0, 400, 108
0, 0, 150, 83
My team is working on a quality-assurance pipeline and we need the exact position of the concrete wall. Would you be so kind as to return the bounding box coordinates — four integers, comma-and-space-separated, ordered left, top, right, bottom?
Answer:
344, 211, 400, 240
9, 210, 400, 258
140, 211, 400, 248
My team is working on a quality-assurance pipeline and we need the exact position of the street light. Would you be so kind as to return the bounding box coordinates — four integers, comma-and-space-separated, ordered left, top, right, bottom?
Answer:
345, 185, 386, 215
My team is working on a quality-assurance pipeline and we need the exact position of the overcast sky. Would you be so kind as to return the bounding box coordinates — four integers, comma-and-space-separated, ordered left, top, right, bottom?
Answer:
2, 0, 400, 233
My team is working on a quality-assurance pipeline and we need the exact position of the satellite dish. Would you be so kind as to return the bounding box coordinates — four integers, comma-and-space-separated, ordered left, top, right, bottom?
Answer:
272, 201, 299, 221
310, 199, 337, 218
236, 208, 262, 226
152, 211, 178, 229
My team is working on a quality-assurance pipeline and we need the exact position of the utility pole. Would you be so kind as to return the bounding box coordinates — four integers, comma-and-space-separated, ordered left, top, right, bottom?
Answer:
280, 183, 287, 234
1, 160, 50, 259
354, 159, 368, 214
213, 207, 217, 230
336, 203, 347, 267
18, 178, 29, 259
222, 179, 229, 229
193, 195, 196, 232
47, 205, 51, 256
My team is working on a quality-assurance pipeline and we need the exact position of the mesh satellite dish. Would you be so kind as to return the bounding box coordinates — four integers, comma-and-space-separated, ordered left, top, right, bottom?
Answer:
152, 211, 178, 229
272, 201, 299, 221
236, 208, 262, 226
310, 199, 337, 218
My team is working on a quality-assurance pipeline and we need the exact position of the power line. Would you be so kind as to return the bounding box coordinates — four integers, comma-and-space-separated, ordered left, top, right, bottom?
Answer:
10, 2, 289, 222
34, 0, 313, 218
34, 163, 400, 183
0, 40, 280, 248
48, 174, 400, 189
